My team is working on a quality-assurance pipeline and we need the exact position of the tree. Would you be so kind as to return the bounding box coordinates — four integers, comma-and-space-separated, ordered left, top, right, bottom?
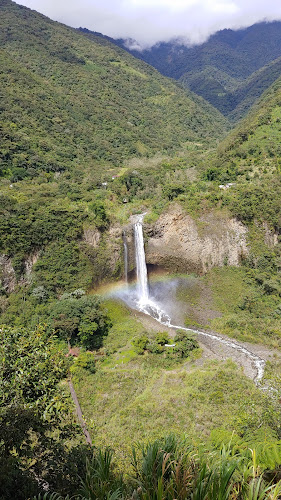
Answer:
174, 331, 199, 358
49, 295, 112, 349
89, 200, 109, 229
0, 325, 80, 498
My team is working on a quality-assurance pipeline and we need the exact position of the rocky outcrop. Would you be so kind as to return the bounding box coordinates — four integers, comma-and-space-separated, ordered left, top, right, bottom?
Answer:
24, 251, 40, 281
83, 228, 101, 248
0, 255, 16, 293
144, 206, 249, 274
0, 251, 41, 293
108, 226, 123, 274
262, 222, 278, 248
82, 225, 124, 284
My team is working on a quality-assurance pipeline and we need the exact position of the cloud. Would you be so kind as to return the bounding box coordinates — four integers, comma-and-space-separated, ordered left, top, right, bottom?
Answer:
14, 0, 281, 49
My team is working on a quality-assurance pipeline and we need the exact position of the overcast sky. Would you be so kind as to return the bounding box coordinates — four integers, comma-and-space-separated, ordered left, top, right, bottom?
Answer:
14, 0, 281, 49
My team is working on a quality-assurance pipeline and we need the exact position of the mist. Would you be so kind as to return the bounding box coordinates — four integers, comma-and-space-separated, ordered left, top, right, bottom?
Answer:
14, 0, 281, 49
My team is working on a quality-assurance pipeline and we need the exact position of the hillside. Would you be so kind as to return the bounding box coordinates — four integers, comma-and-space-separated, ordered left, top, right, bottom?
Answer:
193, 75, 281, 232
179, 56, 281, 120
93, 22, 281, 119
0, 0, 227, 182
217, 75, 281, 171
228, 56, 281, 121
2, 2, 281, 498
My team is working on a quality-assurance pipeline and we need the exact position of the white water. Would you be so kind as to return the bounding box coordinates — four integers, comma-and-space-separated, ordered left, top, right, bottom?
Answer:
134, 214, 149, 303
126, 214, 266, 385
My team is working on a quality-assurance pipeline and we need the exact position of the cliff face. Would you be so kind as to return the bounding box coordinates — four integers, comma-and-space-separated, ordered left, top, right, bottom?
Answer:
0, 255, 16, 294
144, 206, 249, 274
0, 206, 275, 294
0, 251, 40, 294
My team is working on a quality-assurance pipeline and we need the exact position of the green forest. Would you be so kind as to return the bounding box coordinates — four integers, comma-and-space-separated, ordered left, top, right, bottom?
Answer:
2, 0, 281, 498
109, 20, 281, 121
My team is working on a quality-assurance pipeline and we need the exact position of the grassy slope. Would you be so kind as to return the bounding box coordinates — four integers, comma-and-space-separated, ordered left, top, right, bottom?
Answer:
72, 300, 271, 470
0, 0, 227, 181
174, 267, 281, 349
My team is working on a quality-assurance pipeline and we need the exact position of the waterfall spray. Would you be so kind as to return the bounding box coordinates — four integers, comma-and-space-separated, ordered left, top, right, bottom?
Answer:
134, 214, 149, 303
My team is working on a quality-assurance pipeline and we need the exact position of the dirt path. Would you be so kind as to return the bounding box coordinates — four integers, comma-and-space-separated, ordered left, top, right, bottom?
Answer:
133, 309, 280, 382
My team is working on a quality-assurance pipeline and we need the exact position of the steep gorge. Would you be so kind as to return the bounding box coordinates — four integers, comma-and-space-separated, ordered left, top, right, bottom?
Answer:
1, 204, 275, 294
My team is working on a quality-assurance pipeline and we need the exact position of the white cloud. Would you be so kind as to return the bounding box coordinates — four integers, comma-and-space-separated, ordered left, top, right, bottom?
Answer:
14, 0, 281, 49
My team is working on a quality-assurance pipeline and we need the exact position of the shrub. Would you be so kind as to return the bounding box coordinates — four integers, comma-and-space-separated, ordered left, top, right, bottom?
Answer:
174, 331, 199, 358
132, 335, 149, 355
147, 341, 164, 354
89, 200, 109, 229
71, 352, 96, 374
155, 331, 170, 346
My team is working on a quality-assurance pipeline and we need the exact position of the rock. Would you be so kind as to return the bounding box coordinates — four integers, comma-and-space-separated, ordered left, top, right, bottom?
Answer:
144, 205, 249, 274
108, 226, 123, 272
24, 251, 40, 278
0, 255, 16, 293
262, 222, 278, 247
83, 228, 101, 248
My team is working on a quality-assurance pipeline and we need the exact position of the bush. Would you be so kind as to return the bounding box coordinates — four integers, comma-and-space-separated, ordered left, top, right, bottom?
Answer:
155, 331, 170, 346
132, 335, 149, 355
174, 331, 199, 358
71, 352, 96, 374
89, 200, 109, 229
147, 341, 164, 354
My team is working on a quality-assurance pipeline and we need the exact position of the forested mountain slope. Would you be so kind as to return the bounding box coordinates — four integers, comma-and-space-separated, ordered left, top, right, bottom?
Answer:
89, 22, 281, 80
217, 76, 281, 171
0, 0, 227, 182
179, 55, 281, 120
92, 21, 281, 120
2, 3, 281, 497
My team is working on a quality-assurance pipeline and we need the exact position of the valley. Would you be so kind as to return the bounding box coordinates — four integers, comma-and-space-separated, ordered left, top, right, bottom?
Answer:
1, 0, 281, 498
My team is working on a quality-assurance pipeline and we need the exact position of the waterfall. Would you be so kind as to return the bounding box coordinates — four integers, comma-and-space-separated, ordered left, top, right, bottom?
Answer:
123, 231, 128, 284
134, 214, 149, 303
130, 214, 265, 385
113, 213, 266, 385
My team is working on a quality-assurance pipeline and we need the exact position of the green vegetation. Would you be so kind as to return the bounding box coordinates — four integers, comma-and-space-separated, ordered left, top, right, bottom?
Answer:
117, 21, 281, 120
49, 294, 112, 349
173, 265, 281, 349
131, 329, 199, 357
0, 0, 228, 335
30, 434, 281, 499
0, 0, 226, 182
2, 304, 281, 498
2, 1, 281, 498
180, 56, 281, 120
0, 324, 91, 499
69, 301, 280, 474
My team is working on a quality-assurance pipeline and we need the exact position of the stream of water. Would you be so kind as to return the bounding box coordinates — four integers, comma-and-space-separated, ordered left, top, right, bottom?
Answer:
134, 214, 149, 303
116, 214, 266, 385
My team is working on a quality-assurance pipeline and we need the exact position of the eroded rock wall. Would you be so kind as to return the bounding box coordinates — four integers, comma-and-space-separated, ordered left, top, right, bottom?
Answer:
144, 206, 249, 274
0, 255, 16, 293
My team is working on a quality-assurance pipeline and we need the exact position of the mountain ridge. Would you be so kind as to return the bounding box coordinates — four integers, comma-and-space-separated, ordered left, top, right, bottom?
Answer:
0, 0, 227, 181
80, 21, 281, 120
